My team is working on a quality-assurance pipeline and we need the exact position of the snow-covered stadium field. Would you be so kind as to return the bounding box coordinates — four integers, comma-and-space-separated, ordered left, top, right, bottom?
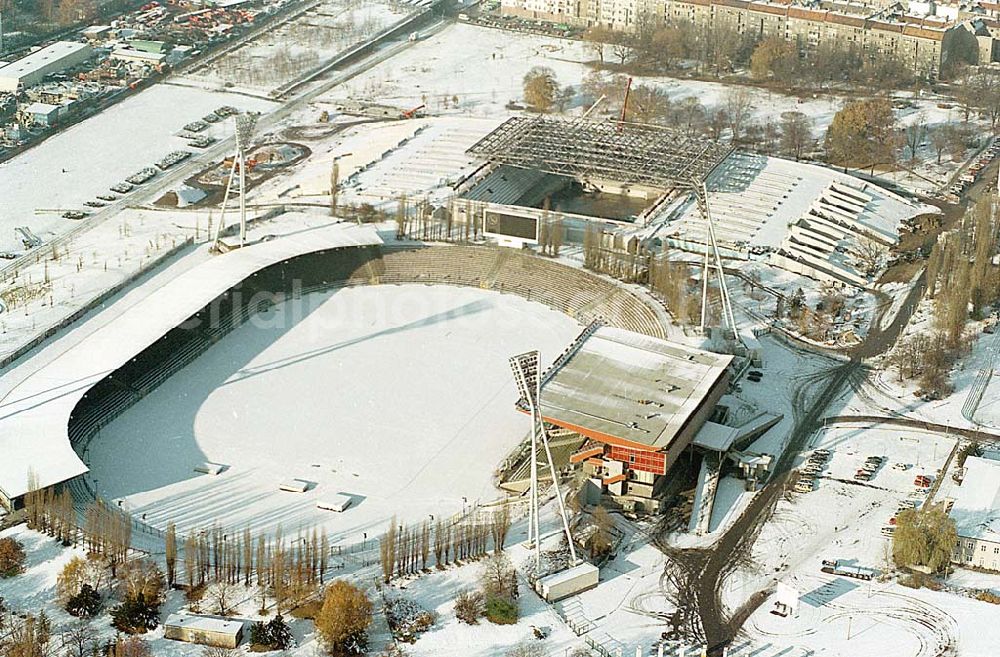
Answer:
86, 284, 581, 539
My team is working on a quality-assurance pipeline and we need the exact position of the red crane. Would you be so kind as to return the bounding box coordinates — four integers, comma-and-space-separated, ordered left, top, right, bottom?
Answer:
401, 104, 425, 119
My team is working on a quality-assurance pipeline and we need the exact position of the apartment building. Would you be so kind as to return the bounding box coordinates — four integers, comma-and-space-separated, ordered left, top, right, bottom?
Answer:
501, 0, 978, 78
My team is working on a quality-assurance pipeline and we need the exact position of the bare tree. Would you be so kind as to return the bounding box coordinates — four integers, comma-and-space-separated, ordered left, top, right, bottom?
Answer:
490, 506, 512, 554
904, 114, 927, 163
165, 523, 177, 589
724, 87, 755, 142
480, 552, 514, 599
780, 111, 813, 160
60, 621, 98, 657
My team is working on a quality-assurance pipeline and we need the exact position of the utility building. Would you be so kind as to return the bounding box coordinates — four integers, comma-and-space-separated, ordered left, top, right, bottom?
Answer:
164, 615, 245, 648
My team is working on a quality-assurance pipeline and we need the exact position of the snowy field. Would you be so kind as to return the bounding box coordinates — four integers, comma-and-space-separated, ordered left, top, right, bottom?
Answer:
724, 424, 974, 657
0, 84, 275, 252
87, 284, 582, 538
324, 23, 847, 127
180, 0, 411, 94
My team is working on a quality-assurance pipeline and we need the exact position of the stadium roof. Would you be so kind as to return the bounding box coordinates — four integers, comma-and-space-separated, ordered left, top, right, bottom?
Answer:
467, 116, 735, 189
536, 326, 732, 451
0, 219, 381, 503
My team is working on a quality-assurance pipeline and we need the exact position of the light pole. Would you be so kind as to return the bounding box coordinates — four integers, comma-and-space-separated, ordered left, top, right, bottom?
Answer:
214, 113, 258, 249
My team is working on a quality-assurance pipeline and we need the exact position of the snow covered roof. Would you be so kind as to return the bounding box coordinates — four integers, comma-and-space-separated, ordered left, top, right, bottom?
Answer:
692, 421, 740, 451
653, 153, 932, 286
164, 614, 244, 635
950, 456, 1000, 543
538, 326, 732, 450
0, 220, 381, 502
0, 41, 91, 80
24, 102, 60, 115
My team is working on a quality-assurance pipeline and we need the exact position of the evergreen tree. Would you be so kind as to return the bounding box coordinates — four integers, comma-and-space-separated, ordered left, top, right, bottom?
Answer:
66, 584, 102, 618
266, 614, 293, 650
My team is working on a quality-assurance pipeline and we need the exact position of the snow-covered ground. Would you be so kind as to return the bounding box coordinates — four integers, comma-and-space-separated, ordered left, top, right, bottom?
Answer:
723, 423, 975, 657
0, 84, 275, 253
252, 116, 497, 209
179, 0, 411, 95
324, 22, 848, 127
87, 284, 581, 538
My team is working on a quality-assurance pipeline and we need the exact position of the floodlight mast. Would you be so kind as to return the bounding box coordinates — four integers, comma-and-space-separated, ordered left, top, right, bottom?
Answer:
510, 351, 579, 576
695, 182, 737, 335
214, 113, 257, 250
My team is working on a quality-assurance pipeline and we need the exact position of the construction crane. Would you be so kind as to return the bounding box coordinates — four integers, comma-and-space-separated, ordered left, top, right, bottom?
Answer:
617, 77, 632, 133
401, 104, 425, 119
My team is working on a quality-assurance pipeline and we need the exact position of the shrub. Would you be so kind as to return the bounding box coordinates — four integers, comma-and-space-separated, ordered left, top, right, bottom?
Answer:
0, 537, 26, 578
506, 641, 546, 657
314, 580, 372, 656
454, 590, 484, 625
66, 584, 102, 618
976, 590, 1000, 604
384, 597, 435, 642
110, 596, 160, 634
250, 614, 293, 650
485, 596, 518, 625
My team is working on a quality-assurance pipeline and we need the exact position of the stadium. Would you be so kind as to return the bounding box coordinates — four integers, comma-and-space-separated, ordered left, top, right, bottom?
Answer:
342, 115, 929, 289
0, 116, 927, 545
0, 213, 741, 541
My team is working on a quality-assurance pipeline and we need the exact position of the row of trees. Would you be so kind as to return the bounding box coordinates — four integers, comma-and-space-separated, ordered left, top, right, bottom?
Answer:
175, 523, 338, 613
890, 196, 1000, 398
749, 36, 916, 91
378, 507, 512, 584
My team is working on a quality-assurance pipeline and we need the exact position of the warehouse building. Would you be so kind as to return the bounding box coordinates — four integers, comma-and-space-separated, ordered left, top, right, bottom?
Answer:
21, 102, 61, 127
0, 41, 94, 93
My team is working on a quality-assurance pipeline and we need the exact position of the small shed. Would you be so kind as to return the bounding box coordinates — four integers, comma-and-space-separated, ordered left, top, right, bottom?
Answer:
535, 562, 599, 602
82, 25, 112, 40
164, 614, 244, 648
317, 493, 353, 512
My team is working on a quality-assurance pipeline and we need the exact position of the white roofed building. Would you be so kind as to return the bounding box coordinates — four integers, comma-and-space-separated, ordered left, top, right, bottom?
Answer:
0, 41, 93, 92
950, 456, 1000, 571
164, 614, 245, 648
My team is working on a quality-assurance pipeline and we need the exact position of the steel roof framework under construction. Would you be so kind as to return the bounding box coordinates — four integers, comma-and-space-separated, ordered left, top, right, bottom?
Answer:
466, 116, 735, 189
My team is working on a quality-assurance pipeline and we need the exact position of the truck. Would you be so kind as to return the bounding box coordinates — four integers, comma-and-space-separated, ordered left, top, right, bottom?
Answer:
820, 559, 877, 581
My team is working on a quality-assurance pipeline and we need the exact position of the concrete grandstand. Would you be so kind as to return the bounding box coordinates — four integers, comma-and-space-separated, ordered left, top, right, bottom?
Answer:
438, 116, 930, 287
